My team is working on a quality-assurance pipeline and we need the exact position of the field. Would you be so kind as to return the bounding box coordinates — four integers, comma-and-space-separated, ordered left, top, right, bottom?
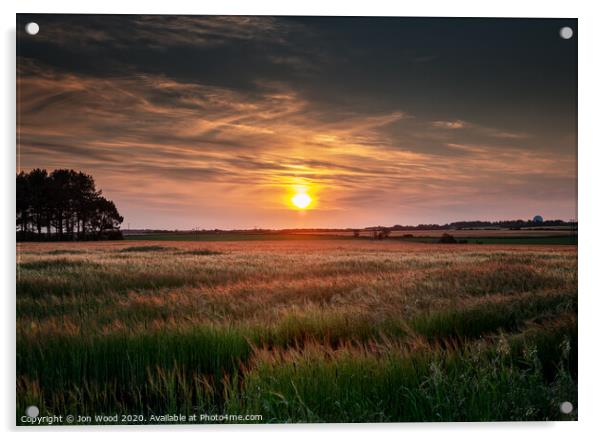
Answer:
125, 229, 577, 245
16, 239, 577, 424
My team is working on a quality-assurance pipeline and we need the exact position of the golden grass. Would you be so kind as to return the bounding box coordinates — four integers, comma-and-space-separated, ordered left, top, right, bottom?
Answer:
16, 239, 577, 422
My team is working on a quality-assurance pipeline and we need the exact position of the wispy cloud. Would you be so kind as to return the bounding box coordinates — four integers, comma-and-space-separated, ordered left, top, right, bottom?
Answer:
32, 15, 292, 49
432, 120, 471, 129
16, 14, 577, 228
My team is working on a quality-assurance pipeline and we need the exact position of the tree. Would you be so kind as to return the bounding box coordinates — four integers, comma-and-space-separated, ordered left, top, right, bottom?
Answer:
27, 169, 49, 236
77, 172, 95, 238
88, 196, 124, 239
16, 169, 124, 241
16, 172, 31, 235
48, 169, 72, 239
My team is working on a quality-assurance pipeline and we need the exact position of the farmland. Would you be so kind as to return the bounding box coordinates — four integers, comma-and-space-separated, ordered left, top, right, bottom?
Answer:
124, 228, 577, 245
16, 239, 577, 424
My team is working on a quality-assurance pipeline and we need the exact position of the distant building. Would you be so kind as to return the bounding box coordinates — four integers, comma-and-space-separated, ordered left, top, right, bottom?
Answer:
533, 215, 544, 223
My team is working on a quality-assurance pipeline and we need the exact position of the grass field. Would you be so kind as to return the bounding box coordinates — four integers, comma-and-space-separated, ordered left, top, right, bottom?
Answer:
16, 239, 577, 424
124, 229, 577, 245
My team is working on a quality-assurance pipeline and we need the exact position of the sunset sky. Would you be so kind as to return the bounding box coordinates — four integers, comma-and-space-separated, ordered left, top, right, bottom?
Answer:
17, 15, 577, 229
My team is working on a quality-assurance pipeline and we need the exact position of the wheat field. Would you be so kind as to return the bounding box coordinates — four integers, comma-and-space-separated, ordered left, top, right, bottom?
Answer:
16, 239, 577, 423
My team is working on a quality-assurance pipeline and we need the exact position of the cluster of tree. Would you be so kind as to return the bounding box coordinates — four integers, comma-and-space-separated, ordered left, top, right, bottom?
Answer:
16, 169, 124, 241
384, 219, 577, 231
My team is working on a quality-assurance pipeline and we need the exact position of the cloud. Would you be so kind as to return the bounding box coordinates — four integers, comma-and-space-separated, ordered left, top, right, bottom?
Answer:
17, 55, 576, 228
28, 15, 292, 49
491, 131, 530, 140
432, 120, 471, 129
427, 119, 532, 148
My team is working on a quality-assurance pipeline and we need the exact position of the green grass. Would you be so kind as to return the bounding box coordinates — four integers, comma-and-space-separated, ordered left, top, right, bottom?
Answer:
410, 291, 576, 340
16, 315, 577, 422
16, 240, 578, 424
232, 321, 576, 422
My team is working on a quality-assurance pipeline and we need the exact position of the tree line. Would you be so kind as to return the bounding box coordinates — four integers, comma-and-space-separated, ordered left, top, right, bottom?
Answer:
384, 219, 576, 231
16, 169, 124, 241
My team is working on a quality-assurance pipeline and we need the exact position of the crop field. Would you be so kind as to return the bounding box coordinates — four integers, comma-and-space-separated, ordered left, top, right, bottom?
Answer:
124, 229, 577, 245
16, 239, 577, 424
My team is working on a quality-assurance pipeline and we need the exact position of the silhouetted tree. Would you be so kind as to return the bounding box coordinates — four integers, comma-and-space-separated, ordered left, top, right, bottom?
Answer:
16, 169, 123, 241
28, 169, 50, 236
88, 196, 124, 239
16, 172, 31, 234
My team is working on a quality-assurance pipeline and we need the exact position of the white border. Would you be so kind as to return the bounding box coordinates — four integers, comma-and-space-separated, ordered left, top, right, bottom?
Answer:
2, 1, 601, 439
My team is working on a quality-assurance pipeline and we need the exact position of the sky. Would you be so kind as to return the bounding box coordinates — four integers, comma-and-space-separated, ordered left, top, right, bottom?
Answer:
17, 15, 577, 229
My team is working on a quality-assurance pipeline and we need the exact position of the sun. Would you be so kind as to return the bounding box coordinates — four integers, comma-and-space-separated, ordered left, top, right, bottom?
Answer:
291, 192, 312, 209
